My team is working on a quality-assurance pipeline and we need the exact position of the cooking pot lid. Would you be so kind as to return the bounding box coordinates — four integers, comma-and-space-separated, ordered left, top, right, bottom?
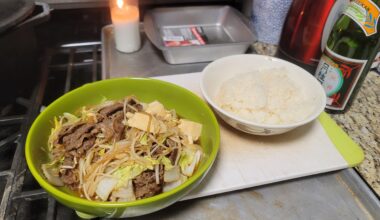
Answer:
0, 0, 34, 33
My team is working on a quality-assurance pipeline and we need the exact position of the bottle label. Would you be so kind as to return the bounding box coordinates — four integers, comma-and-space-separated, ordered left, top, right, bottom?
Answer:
315, 47, 367, 110
343, 0, 380, 36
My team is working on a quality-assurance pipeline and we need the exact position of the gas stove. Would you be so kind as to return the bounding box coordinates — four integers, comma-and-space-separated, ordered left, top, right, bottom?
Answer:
0, 8, 104, 219
0, 43, 101, 220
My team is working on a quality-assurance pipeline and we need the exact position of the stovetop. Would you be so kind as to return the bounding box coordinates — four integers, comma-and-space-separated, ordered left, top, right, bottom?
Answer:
0, 44, 102, 220
0, 9, 104, 220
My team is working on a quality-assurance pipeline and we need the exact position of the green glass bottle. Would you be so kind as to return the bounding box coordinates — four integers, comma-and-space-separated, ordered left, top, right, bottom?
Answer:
315, 0, 380, 113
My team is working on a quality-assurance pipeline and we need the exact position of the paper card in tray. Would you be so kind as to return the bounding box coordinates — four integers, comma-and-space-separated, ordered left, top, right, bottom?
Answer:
154, 73, 348, 200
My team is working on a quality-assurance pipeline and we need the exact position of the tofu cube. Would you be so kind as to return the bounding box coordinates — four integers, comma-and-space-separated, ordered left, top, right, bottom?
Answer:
146, 101, 166, 117
178, 119, 202, 141
125, 112, 134, 119
127, 112, 158, 134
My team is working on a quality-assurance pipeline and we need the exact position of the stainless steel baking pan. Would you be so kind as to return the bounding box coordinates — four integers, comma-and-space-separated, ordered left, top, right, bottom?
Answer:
144, 6, 256, 64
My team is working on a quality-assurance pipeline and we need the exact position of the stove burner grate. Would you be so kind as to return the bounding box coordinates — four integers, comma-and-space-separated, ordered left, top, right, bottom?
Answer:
0, 43, 101, 220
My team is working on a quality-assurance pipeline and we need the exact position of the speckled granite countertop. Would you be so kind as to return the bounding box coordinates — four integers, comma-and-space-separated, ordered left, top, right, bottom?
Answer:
331, 71, 380, 196
253, 42, 380, 196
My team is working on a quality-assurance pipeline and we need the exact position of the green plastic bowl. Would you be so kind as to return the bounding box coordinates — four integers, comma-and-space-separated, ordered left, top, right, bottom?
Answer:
25, 78, 220, 218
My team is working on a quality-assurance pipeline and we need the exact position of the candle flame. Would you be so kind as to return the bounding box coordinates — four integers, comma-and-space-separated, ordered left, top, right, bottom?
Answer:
116, 0, 124, 9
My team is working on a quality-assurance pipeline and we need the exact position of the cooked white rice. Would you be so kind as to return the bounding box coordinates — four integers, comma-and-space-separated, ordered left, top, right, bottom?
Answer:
215, 69, 315, 125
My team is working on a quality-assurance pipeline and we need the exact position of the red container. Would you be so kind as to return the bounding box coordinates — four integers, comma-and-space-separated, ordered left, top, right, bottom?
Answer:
279, 0, 348, 66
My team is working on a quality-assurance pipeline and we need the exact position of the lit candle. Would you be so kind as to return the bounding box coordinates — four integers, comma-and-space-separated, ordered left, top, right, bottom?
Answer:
110, 0, 141, 53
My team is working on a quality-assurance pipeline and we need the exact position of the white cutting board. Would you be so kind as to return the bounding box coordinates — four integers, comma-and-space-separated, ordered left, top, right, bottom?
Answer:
152, 72, 348, 200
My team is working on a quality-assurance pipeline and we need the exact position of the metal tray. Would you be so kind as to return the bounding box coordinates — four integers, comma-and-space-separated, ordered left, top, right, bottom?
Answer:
143, 5, 256, 64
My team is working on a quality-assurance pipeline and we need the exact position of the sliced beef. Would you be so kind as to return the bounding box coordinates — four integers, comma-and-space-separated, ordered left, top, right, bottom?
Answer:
128, 98, 137, 106
97, 99, 142, 121
95, 114, 106, 123
97, 119, 114, 141
91, 126, 101, 134
128, 97, 143, 112
60, 169, 78, 187
111, 111, 125, 141
55, 122, 84, 145
66, 150, 80, 158
96, 102, 126, 141
51, 144, 65, 160
133, 168, 164, 199
98, 103, 123, 117
82, 136, 96, 150
77, 136, 96, 156
61, 123, 96, 151
96, 117, 125, 142
56, 122, 98, 187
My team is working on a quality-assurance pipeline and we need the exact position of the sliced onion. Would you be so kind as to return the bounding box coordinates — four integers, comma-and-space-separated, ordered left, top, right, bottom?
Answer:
112, 180, 136, 202
164, 166, 180, 183
163, 174, 187, 192
78, 158, 85, 186
41, 164, 64, 187
155, 164, 160, 184
95, 177, 118, 201
182, 150, 202, 177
